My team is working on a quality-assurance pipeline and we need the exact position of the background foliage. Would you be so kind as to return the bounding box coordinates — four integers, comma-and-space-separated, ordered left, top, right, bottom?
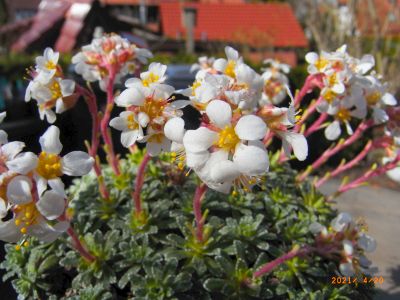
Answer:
1, 151, 374, 299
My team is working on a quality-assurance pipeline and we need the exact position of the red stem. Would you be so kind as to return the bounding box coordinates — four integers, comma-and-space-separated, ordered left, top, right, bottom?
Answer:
297, 119, 374, 182
66, 227, 95, 262
315, 140, 373, 188
193, 184, 208, 242
294, 74, 322, 108
132, 153, 151, 215
294, 96, 323, 132
305, 113, 328, 137
253, 246, 311, 278
100, 66, 120, 175
337, 152, 400, 194
76, 85, 109, 200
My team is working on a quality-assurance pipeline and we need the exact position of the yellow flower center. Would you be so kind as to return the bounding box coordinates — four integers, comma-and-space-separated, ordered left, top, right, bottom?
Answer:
148, 132, 164, 143
323, 89, 337, 104
215, 125, 240, 152
142, 72, 160, 87
315, 58, 328, 71
328, 73, 338, 86
49, 80, 62, 100
36, 152, 62, 180
336, 107, 351, 123
191, 81, 201, 96
140, 98, 165, 121
225, 60, 236, 78
126, 114, 139, 130
14, 202, 40, 233
45, 60, 56, 70
366, 91, 381, 106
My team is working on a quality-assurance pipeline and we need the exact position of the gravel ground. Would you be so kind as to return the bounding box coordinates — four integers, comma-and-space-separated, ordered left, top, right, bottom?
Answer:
320, 180, 400, 300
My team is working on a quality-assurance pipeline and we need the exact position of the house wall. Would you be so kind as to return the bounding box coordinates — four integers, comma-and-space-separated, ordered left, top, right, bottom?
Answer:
5, 0, 41, 22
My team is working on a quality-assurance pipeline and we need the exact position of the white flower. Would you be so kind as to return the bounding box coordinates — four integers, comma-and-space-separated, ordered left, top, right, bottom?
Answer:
25, 77, 76, 123
213, 46, 243, 78
324, 100, 366, 141
139, 62, 167, 87
182, 100, 269, 193
331, 212, 353, 232
258, 100, 308, 161
110, 111, 147, 147
71, 34, 153, 88
142, 127, 172, 157
260, 68, 289, 105
35, 47, 60, 82
7, 126, 94, 196
363, 75, 397, 124
0, 175, 68, 243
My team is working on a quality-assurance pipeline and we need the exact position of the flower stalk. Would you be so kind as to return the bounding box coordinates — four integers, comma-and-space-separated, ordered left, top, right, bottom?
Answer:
253, 245, 311, 278
66, 227, 95, 263
297, 119, 374, 182
76, 85, 110, 200
304, 112, 328, 137
101, 65, 120, 175
193, 184, 208, 243
336, 152, 400, 195
133, 153, 151, 216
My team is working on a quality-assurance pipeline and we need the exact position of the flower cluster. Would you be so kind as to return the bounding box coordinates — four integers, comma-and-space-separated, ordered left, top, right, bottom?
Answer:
72, 34, 152, 90
305, 45, 397, 140
111, 46, 308, 194
25, 48, 77, 123
0, 125, 94, 246
260, 59, 290, 105
311, 212, 377, 276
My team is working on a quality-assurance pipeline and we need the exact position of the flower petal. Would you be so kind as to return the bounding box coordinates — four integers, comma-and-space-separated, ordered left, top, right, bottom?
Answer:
48, 178, 66, 197
331, 212, 352, 232
60, 79, 75, 97
110, 116, 129, 131
164, 117, 185, 143
183, 127, 217, 153
61, 151, 94, 176
6, 152, 38, 175
36, 190, 65, 220
339, 262, 355, 276
39, 126, 63, 154
6, 175, 32, 205
1, 141, 25, 160
382, 93, 397, 106
0, 220, 22, 243
116, 87, 145, 107
121, 130, 140, 147
210, 160, 239, 182
235, 115, 267, 140
206, 100, 232, 128
358, 233, 377, 252
233, 144, 269, 176
186, 151, 210, 169
279, 131, 308, 161
325, 120, 341, 140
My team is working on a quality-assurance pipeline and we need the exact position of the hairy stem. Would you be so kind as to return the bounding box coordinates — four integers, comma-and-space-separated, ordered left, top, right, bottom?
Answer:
294, 74, 322, 108
76, 85, 109, 200
305, 112, 328, 137
101, 67, 120, 175
133, 153, 151, 216
193, 184, 208, 242
315, 140, 373, 188
253, 246, 311, 278
297, 119, 374, 182
67, 227, 95, 262
337, 152, 400, 194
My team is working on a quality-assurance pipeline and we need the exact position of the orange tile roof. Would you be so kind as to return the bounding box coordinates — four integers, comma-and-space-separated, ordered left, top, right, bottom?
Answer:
159, 2, 308, 48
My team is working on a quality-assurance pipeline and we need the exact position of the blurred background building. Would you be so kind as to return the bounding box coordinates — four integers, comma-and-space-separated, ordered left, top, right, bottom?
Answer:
0, 0, 308, 65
